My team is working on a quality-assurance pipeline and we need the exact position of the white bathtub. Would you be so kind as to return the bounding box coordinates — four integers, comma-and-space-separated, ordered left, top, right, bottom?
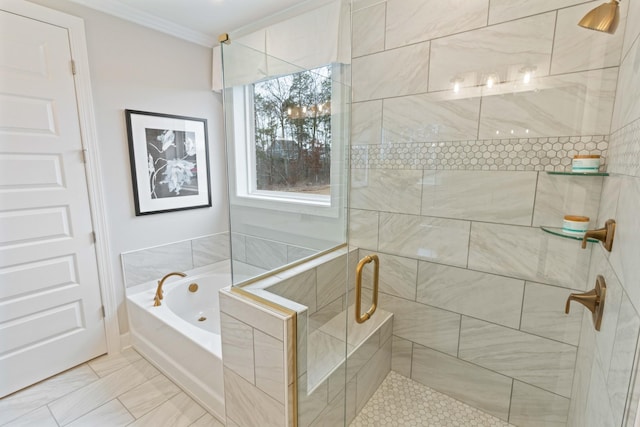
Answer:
126, 266, 230, 421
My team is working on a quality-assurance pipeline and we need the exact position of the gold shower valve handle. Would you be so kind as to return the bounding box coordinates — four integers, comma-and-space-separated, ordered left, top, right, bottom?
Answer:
564, 290, 598, 314
565, 275, 606, 331
581, 219, 615, 251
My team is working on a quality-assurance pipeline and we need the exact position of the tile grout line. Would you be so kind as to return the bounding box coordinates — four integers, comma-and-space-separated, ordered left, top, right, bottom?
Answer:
409, 341, 414, 379
456, 313, 462, 358
507, 379, 514, 424
121, 373, 183, 422
50, 361, 157, 427
116, 395, 142, 424
548, 11, 558, 76
346, 223, 591, 295
465, 221, 472, 269
518, 282, 527, 331
486, 0, 491, 26
46, 405, 61, 427
353, 64, 619, 104
382, 1, 387, 52
356, 5, 568, 59
426, 40, 431, 92
529, 171, 540, 227
404, 335, 573, 401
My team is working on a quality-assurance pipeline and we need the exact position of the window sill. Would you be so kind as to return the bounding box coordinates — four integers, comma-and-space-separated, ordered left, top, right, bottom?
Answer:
245, 190, 330, 207
231, 190, 339, 218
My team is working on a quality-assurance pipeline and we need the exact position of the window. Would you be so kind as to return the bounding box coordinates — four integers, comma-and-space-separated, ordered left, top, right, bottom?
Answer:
252, 65, 332, 200
228, 62, 348, 217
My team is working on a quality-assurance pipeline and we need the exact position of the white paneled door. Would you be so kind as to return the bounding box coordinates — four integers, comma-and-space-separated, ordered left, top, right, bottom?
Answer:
0, 9, 107, 397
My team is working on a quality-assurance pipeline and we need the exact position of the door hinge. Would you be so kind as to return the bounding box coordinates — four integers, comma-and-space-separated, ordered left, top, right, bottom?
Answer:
101, 306, 106, 318
71, 60, 77, 75
82, 148, 88, 163
91, 231, 97, 243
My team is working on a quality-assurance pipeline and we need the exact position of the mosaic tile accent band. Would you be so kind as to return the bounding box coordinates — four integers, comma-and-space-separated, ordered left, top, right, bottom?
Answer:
351, 135, 609, 172
608, 118, 640, 178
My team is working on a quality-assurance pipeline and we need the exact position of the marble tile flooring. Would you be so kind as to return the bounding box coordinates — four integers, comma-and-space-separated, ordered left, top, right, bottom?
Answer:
350, 371, 515, 427
3, 349, 514, 427
0, 348, 223, 427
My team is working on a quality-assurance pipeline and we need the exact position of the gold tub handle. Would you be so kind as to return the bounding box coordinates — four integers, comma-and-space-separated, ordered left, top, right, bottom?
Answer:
355, 254, 380, 324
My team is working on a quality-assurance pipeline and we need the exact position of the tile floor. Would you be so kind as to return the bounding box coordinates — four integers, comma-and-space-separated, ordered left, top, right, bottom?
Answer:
350, 371, 514, 427
0, 348, 223, 427
2, 350, 514, 427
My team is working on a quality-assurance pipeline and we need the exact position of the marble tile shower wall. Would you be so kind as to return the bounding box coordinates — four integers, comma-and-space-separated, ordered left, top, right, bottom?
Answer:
121, 232, 230, 288
570, 10, 640, 427
218, 288, 294, 427
219, 248, 392, 427
349, 0, 631, 425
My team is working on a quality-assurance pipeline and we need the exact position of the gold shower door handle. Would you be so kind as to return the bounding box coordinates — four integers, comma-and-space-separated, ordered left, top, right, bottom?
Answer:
355, 254, 379, 324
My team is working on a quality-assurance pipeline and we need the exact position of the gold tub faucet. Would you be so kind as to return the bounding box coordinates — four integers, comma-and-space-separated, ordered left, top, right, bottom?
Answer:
153, 272, 187, 306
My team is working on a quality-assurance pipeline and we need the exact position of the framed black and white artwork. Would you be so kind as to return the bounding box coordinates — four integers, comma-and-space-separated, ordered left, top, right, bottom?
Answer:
125, 110, 212, 215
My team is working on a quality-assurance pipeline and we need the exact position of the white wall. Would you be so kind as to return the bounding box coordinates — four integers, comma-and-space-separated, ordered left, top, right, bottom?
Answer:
27, 0, 229, 335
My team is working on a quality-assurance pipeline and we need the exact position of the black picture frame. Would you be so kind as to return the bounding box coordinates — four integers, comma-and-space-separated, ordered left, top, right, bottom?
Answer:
125, 109, 212, 215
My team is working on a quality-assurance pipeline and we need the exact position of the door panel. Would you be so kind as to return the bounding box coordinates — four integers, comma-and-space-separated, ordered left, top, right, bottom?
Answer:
0, 9, 107, 397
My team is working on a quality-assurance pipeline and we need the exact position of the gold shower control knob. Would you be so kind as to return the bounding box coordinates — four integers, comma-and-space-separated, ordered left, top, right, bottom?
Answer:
565, 275, 606, 331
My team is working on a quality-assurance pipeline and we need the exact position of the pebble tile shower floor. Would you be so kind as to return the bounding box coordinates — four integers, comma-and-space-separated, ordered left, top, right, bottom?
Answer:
350, 371, 514, 427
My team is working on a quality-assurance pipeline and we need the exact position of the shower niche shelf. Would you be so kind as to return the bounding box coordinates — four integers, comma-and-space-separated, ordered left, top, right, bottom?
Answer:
540, 226, 599, 243
546, 171, 609, 176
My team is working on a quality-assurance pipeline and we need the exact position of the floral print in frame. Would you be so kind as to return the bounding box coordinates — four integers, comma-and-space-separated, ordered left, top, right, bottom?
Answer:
125, 110, 212, 215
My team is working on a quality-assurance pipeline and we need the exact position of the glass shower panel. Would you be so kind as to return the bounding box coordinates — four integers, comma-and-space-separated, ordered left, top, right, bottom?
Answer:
220, 39, 351, 426
220, 40, 349, 285
347, 1, 639, 426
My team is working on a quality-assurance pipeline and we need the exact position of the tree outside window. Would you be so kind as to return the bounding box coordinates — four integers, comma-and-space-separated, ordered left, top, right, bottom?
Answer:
253, 66, 332, 196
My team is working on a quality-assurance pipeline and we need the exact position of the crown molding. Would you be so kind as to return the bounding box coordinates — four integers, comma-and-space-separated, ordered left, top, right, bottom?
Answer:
229, 0, 338, 39
66, 0, 216, 47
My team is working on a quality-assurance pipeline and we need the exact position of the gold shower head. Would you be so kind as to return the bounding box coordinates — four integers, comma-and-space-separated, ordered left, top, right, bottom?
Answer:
578, 0, 620, 34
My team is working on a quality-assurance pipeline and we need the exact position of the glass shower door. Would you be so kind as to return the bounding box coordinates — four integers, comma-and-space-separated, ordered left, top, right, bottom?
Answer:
347, 0, 640, 426
220, 38, 352, 426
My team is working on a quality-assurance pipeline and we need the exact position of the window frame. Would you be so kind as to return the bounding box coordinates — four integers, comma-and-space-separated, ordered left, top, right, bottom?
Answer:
228, 63, 346, 218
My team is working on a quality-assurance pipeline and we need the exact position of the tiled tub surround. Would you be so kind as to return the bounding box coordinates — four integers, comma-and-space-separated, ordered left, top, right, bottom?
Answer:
121, 232, 231, 288
121, 231, 318, 288
230, 232, 319, 281
219, 247, 394, 426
